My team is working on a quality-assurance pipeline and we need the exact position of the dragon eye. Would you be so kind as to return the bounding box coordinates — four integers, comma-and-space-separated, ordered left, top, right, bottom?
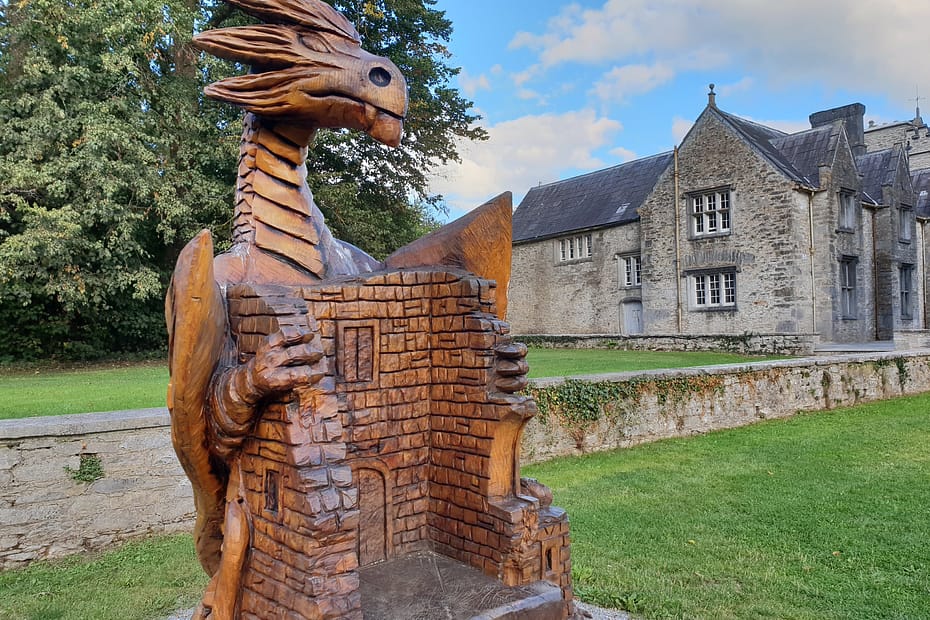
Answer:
369, 67, 392, 87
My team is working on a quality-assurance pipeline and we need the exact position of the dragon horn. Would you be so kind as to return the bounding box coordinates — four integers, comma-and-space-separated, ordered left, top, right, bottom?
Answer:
220, 0, 360, 42
193, 25, 309, 68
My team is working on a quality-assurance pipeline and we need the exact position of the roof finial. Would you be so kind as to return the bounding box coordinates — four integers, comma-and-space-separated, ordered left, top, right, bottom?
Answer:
708, 83, 717, 109
913, 86, 924, 127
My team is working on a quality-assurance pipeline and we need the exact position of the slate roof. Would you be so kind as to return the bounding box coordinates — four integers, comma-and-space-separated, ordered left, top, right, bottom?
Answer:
913, 168, 930, 218
856, 149, 897, 206
770, 125, 837, 187
512, 151, 674, 243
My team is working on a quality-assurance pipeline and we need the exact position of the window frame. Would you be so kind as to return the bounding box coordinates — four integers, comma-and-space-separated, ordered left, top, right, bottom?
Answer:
619, 254, 642, 288
556, 233, 593, 263
689, 187, 732, 239
900, 263, 914, 320
839, 257, 858, 319
689, 269, 737, 311
838, 191, 858, 232
899, 205, 913, 243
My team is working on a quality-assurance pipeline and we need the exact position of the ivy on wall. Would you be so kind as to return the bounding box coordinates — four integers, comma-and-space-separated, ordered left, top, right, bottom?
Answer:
525, 375, 726, 449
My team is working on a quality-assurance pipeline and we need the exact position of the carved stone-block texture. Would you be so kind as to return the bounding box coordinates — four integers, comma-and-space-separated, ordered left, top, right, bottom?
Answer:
215, 271, 574, 618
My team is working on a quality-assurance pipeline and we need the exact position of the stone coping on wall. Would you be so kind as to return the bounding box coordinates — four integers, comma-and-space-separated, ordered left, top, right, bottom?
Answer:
520, 348, 930, 464
0, 407, 170, 440
514, 333, 819, 355
528, 349, 930, 388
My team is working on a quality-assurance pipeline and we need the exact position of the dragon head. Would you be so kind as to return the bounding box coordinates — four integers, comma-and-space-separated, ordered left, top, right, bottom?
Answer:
193, 0, 408, 146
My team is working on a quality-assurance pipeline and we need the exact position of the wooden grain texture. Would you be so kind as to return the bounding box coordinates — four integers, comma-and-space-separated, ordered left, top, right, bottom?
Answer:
168, 1, 574, 618
165, 230, 229, 576
384, 192, 514, 319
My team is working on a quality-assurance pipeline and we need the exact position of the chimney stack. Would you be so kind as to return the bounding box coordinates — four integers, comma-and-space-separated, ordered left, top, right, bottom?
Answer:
810, 103, 866, 157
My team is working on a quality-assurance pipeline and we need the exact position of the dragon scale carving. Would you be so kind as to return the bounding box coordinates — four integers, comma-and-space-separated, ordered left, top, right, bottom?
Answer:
231, 112, 377, 280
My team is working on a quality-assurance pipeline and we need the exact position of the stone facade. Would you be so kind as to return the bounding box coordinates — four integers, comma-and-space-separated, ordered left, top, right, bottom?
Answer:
509, 100, 928, 348
640, 110, 831, 338
509, 223, 641, 334
865, 114, 930, 171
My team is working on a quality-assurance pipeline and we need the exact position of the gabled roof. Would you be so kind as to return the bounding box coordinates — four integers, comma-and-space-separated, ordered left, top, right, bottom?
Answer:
770, 125, 837, 187
912, 168, 930, 218
715, 110, 804, 183
857, 149, 898, 206
716, 109, 837, 188
512, 151, 673, 243
513, 104, 868, 242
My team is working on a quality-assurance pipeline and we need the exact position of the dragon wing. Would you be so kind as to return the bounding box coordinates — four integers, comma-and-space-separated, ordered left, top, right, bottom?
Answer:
166, 229, 231, 576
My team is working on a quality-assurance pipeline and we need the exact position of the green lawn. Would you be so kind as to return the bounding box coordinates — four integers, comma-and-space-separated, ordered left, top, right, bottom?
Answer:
2, 394, 926, 619
0, 349, 779, 420
525, 393, 930, 619
0, 534, 207, 620
0, 361, 169, 420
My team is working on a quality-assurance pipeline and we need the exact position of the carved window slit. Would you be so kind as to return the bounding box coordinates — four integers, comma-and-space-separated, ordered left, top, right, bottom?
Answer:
264, 469, 280, 515
337, 320, 380, 388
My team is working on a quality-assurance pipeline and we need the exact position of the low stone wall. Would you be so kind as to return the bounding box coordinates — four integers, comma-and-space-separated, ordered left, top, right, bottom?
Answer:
521, 350, 930, 464
0, 409, 193, 569
516, 333, 818, 356
3, 350, 929, 568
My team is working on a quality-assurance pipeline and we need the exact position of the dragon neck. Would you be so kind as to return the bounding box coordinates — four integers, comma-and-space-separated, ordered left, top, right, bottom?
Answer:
233, 113, 325, 277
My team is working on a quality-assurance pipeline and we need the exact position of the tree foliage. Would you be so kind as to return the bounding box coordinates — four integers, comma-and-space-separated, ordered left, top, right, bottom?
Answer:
0, 0, 482, 359
0, 0, 240, 358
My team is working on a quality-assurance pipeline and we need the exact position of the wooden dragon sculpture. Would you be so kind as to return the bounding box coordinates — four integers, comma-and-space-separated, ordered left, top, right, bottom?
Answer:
166, 0, 515, 617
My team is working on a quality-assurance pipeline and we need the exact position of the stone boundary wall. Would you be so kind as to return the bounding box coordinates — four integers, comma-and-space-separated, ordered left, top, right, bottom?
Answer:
0, 409, 194, 569
521, 350, 930, 464
516, 333, 818, 356
3, 350, 930, 568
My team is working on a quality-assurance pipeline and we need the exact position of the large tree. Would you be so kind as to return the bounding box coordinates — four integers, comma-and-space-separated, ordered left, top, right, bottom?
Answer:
0, 0, 483, 359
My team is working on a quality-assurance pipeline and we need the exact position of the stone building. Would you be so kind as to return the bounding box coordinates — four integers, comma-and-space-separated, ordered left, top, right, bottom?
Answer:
510, 95, 928, 346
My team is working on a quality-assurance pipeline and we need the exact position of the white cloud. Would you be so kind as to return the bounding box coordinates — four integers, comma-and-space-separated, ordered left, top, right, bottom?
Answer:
672, 116, 694, 143
609, 146, 638, 162
517, 88, 547, 104
592, 62, 675, 102
511, 67, 540, 87
718, 77, 754, 98
458, 69, 491, 98
431, 109, 624, 214
509, 0, 930, 104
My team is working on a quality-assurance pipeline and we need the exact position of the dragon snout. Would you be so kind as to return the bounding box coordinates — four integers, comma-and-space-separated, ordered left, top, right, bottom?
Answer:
355, 55, 407, 147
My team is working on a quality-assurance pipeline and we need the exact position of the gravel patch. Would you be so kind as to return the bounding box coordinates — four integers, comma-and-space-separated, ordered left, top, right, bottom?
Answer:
575, 600, 633, 619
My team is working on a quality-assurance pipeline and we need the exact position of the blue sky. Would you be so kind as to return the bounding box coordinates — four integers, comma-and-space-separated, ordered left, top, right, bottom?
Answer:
428, 0, 930, 218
